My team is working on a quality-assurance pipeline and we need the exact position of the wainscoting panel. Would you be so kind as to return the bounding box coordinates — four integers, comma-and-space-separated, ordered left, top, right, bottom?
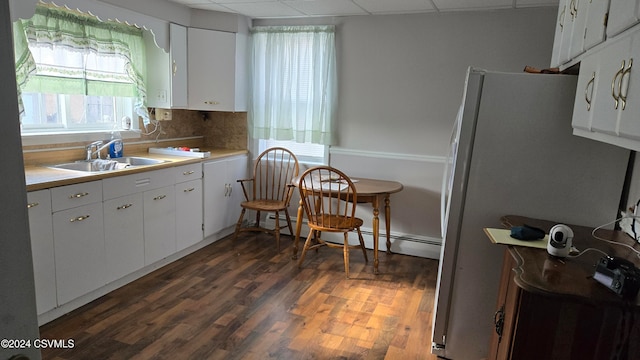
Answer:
324, 147, 445, 259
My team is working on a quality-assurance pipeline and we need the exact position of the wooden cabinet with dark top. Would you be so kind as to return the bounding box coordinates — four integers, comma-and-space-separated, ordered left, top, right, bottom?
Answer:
488, 215, 640, 360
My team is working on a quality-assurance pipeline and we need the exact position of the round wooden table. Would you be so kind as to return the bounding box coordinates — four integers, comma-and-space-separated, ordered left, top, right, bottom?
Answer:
292, 177, 403, 274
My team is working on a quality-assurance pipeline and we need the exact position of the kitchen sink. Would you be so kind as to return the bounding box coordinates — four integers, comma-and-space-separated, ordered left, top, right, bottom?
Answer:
48, 157, 167, 172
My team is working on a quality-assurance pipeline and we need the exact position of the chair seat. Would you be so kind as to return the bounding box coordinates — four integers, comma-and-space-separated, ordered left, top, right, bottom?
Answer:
241, 199, 288, 212
308, 215, 363, 232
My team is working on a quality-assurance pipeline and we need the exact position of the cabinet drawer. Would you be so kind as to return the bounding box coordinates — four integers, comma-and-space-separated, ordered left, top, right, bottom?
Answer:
51, 181, 102, 212
174, 163, 201, 184
103, 168, 174, 200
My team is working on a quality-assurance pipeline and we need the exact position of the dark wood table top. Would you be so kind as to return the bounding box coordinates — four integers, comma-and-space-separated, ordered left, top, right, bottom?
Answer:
499, 215, 640, 307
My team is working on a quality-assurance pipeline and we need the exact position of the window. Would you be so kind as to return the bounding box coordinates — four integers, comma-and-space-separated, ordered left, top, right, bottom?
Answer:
13, 3, 148, 137
250, 25, 337, 163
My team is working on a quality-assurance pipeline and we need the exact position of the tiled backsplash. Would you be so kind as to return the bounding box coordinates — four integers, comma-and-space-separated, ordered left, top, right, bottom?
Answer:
22, 110, 247, 166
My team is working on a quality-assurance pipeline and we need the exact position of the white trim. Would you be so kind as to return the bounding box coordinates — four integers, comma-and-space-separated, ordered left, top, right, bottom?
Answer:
23, 135, 204, 153
330, 147, 446, 163
266, 214, 442, 260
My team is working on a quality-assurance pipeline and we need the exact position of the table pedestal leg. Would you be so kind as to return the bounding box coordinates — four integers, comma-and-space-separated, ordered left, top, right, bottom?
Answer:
385, 194, 392, 254
292, 199, 303, 260
372, 196, 380, 274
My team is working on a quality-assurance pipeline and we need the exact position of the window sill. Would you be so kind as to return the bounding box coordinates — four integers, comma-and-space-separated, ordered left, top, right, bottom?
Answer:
21, 129, 141, 146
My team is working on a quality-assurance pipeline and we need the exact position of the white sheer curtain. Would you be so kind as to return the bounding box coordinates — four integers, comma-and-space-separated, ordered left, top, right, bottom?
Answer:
250, 25, 336, 145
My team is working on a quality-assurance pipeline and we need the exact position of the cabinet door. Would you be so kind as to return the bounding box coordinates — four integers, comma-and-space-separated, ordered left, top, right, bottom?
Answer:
203, 160, 228, 238
188, 28, 236, 111
27, 190, 56, 315
176, 179, 203, 251
551, 0, 570, 67
145, 24, 187, 108
203, 156, 248, 238
572, 53, 600, 132
590, 36, 633, 136
569, 0, 589, 59
226, 156, 248, 228
53, 202, 105, 305
143, 186, 176, 265
583, 0, 610, 51
607, 0, 640, 37
103, 193, 144, 283
170, 23, 188, 108
616, 31, 640, 139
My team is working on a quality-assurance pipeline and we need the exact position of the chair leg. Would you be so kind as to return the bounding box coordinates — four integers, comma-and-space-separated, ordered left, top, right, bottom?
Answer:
298, 229, 315, 269
357, 227, 368, 263
274, 211, 281, 252
233, 208, 247, 243
255, 211, 261, 228
343, 232, 350, 278
284, 208, 294, 235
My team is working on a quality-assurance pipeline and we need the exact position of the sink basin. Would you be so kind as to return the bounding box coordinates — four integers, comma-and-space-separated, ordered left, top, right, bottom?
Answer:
113, 156, 166, 166
48, 157, 166, 173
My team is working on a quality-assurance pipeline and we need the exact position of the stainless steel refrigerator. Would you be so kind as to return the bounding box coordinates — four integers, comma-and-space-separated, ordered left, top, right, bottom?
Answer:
431, 68, 631, 359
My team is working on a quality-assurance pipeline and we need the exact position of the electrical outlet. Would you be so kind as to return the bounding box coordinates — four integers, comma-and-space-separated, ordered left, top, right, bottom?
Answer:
156, 108, 172, 121
162, 109, 172, 121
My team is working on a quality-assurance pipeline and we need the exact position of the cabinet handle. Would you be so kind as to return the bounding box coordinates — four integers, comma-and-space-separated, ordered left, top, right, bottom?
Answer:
612, 60, 625, 109
559, 6, 565, 31
620, 58, 633, 110
224, 184, 229, 196
494, 304, 505, 343
117, 203, 133, 210
228, 184, 232, 197
153, 194, 167, 201
70, 214, 90, 222
27, 202, 39, 209
183, 170, 195, 176
585, 72, 595, 111
172, 60, 178, 76
69, 192, 89, 199
204, 101, 220, 105
183, 187, 195, 192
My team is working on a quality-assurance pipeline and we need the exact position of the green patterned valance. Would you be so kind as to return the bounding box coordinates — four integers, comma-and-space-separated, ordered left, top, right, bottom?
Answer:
13, 2, 149, 122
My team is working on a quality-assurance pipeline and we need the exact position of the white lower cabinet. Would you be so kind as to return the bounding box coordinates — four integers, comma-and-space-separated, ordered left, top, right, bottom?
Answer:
103, 193, 144, 283
203, 155, 248, 238
31, 154, 244, 321
26, 189, 56, 315
53, 201, 105, 305
176, 178, 203, 251
144, 185, 176, 264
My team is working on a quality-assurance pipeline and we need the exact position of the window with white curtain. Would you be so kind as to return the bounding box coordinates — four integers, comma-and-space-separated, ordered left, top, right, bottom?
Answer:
13, 2, 148, 136
250, 25, 337, 163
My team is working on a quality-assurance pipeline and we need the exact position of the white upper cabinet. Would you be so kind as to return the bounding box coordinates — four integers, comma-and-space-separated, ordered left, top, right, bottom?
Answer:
583, 0, 610, 51
607, 0, 640, 37
552, 0, 610, 68
188, 28, 247, 112
146, 23, 188, 109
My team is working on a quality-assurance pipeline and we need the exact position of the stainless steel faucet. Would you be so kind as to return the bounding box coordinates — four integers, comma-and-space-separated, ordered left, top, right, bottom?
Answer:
86, 141, 103, 161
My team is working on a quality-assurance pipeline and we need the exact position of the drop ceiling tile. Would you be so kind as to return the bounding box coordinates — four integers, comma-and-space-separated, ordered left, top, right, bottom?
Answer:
187, 3, 237, 12
282, 0, 369, 16
169, 0, 212, 4
222, 1, 306, 17
432, 0, 512, 11
353, 0, 435, 14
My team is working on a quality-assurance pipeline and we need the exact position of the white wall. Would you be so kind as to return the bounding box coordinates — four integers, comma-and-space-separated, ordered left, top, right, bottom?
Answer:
2, 0, 41, 358
255, 8, 558, 256
257, 7, 559, 257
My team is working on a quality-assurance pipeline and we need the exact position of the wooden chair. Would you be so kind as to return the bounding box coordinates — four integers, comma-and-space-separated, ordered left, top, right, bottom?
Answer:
232, 147, 299, 251
297, 166, 368, 278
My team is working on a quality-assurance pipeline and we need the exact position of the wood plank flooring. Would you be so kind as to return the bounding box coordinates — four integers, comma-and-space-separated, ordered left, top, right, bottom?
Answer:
39, 233, 440, 360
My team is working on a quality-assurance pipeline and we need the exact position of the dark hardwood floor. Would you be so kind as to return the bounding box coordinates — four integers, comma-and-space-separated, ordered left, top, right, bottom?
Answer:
39, 233, 439, 359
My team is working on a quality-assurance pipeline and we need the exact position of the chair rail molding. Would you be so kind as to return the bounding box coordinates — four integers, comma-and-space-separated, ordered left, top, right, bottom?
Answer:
329, 147, 447, 164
